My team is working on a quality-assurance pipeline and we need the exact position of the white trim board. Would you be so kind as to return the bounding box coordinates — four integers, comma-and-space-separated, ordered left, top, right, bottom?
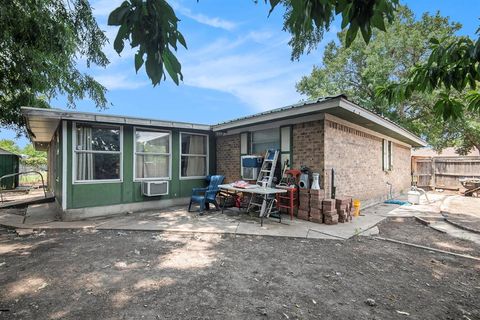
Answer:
61, 121, 67, 211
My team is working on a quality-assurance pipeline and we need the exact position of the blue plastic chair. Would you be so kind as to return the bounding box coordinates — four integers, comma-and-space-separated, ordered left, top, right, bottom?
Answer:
188, 175, 225, 214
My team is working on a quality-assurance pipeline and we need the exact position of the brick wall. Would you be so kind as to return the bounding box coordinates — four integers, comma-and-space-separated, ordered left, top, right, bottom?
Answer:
292, 120, 324, 175
323, 119, 411, 206
216, 134, 240, 183
214, 116, 412, 205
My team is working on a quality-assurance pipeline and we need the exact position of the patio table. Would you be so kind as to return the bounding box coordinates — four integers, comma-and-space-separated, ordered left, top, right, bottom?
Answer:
218, 184, 287, 226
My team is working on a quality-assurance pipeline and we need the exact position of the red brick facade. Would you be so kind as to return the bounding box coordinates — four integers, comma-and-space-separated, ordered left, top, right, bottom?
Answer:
215, 114, 412, 204
216, 134, 240, 183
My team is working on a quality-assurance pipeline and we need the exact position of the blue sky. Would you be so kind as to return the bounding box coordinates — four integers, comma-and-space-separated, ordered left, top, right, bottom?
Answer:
2, 0, 479, 147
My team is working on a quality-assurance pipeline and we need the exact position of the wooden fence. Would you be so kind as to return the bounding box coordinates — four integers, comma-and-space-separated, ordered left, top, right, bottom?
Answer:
411, 156, 480, 190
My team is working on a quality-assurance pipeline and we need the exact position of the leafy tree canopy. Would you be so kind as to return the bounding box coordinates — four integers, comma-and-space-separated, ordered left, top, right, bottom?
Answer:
0, 140, 47, 167
377, 29, 480, 121
0, 0, 109, 132
109, 0, 399, 86
296, 6, 480, 154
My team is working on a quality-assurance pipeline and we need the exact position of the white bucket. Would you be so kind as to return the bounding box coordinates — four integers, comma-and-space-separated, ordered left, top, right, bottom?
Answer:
407, 190, 421, 204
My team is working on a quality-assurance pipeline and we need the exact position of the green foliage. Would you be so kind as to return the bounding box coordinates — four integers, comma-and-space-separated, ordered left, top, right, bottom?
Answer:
0, 140, 21, 155
21, 144, 47, 167
377, 29, 480, 120
108, 0, 187, 86
0, 140, 47, 167
266, 0, 398, 60
296, 6, 480, 154
0, 0, 109, 132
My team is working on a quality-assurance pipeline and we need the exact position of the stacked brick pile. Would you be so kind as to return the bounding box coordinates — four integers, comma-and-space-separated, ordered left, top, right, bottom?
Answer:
297, 189, 310, 220
309, 189, 325, 223
336, 197, 353, 223
322, 199, 338, 225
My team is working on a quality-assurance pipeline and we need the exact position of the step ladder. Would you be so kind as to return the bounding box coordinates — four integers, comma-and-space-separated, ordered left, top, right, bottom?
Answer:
247, 149, 279, 216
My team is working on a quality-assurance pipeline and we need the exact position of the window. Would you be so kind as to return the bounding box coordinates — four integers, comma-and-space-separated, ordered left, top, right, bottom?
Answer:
135, 129, 171, 180
74, 123, 122, 182
180, 133, 208, 178
251, 128, 280, 154
383, 139, 393, 171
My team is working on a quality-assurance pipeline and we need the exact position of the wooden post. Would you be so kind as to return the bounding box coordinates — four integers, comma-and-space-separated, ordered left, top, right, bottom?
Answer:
431, 157, 436, 190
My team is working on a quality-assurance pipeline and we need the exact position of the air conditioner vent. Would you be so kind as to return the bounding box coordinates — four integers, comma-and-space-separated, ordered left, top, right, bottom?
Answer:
142, 181, 169, 196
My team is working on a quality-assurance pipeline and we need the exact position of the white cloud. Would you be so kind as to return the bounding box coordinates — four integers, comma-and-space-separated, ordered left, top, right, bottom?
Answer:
180, 32, 314, 111
171, 1, 237, 31
94, 73, 148, 90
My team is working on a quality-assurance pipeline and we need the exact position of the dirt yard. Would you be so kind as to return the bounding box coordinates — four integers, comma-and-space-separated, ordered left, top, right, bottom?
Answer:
0, 218, 479, 320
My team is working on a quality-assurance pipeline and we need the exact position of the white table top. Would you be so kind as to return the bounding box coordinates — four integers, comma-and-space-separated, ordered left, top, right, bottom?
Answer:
219, 184, 287, 195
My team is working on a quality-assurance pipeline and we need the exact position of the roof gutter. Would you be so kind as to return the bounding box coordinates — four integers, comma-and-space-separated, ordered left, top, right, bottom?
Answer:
21, 107, 211, 131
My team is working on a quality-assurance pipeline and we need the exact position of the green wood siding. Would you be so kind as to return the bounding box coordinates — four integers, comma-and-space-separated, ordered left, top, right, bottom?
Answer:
64, 121, 212, 209
0, 154, 19, 189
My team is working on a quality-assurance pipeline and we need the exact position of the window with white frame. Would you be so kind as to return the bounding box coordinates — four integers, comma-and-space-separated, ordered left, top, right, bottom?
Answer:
382, 139, 393, 171
180, 133, 208, 178
135, 129, 171, 180
74, 123, 122, 182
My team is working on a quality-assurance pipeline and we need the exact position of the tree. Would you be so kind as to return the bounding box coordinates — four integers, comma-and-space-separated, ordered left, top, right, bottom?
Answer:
296, 6, 480, 154
0, 140, 47, 167
21, 144, 48, 168
0, 139, 21, 154
109, 0, 399, 85
0, 0, 109, 131
377, 30, 480, 121
1, 0, 399, 131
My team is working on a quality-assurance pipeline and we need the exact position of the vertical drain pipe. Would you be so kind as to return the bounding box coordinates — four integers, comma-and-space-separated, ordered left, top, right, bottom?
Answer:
331, 168, 336, 199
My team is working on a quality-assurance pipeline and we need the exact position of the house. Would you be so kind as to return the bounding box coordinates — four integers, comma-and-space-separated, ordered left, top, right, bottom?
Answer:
0, 147, 20, 190
22, 94, 426, 220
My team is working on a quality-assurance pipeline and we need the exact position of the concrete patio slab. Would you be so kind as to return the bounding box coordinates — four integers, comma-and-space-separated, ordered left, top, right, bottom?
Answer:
307, 214, 385, 239
24, 202, 59, 224
0, 200, 399, 239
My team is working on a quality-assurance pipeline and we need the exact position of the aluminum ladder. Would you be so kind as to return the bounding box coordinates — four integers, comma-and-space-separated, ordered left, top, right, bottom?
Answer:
247, 149, 279, 215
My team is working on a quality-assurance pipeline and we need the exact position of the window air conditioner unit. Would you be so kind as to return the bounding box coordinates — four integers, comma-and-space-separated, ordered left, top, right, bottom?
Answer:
142, 181, 169, 196
241, 155, 263, 180
242, 167, 260, 180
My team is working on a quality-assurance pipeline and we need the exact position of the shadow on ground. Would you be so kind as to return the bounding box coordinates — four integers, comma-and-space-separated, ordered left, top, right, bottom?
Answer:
1, 218, 479, 320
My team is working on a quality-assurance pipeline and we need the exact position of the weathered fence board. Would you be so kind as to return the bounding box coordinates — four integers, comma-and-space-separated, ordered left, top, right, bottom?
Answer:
412, 156, 480, 190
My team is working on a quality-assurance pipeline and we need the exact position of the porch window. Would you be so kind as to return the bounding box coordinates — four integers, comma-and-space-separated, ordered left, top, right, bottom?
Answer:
74, 123, 122, 182
135, 129, 171, 180
251, 128, 280, 154
180, 133, 208, 178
